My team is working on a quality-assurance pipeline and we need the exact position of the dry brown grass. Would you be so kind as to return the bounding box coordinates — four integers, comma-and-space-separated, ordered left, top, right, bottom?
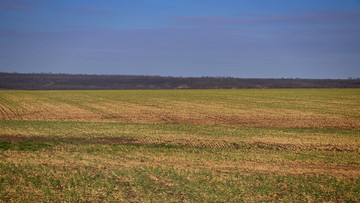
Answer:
1, 132, 359, 179
2, 146, 359, 179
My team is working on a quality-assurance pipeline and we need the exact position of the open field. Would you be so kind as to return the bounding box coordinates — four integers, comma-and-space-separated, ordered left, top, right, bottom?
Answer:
1, 89, 359, 129
1, 89, 360, 202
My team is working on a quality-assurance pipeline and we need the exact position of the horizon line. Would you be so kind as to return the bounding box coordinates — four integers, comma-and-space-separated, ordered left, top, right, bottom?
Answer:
1, 72, 359, 80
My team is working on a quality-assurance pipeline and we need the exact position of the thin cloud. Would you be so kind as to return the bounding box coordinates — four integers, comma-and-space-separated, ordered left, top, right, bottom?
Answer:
0, 0, 50, 12
0, 1, 108, 15
59, 7, 109, 15
170, 10, 360, 26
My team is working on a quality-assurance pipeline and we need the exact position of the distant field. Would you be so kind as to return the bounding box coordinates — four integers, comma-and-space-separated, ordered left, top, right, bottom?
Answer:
1, 89, 359, 129
1, 89, 360, 202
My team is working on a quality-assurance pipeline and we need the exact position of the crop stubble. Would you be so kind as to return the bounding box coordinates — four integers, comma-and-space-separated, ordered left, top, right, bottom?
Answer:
0, 89, 359, 129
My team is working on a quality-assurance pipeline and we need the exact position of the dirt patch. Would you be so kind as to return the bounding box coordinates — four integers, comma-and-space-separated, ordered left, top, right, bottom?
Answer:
251, 141, 359, 152
0, 135, 52, 142
91, 137, 140, 145
0, 135, 140, 145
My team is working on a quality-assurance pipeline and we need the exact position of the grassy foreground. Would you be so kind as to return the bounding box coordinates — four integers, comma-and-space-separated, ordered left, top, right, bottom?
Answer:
0, 89, 360, 202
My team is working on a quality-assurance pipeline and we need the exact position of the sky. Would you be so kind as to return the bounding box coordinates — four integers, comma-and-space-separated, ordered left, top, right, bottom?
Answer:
0, 0, 359, 78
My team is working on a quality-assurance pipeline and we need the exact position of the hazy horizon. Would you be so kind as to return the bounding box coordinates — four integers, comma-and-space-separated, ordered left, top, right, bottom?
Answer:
1, 0, 360, 79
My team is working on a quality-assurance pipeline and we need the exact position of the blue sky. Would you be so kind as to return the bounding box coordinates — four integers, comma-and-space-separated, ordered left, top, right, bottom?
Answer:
1, 0, 359, 78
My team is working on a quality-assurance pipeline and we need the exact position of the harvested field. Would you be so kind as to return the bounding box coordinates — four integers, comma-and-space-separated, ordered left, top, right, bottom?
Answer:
0, 89, 360, 202
0, 89, 359, 129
